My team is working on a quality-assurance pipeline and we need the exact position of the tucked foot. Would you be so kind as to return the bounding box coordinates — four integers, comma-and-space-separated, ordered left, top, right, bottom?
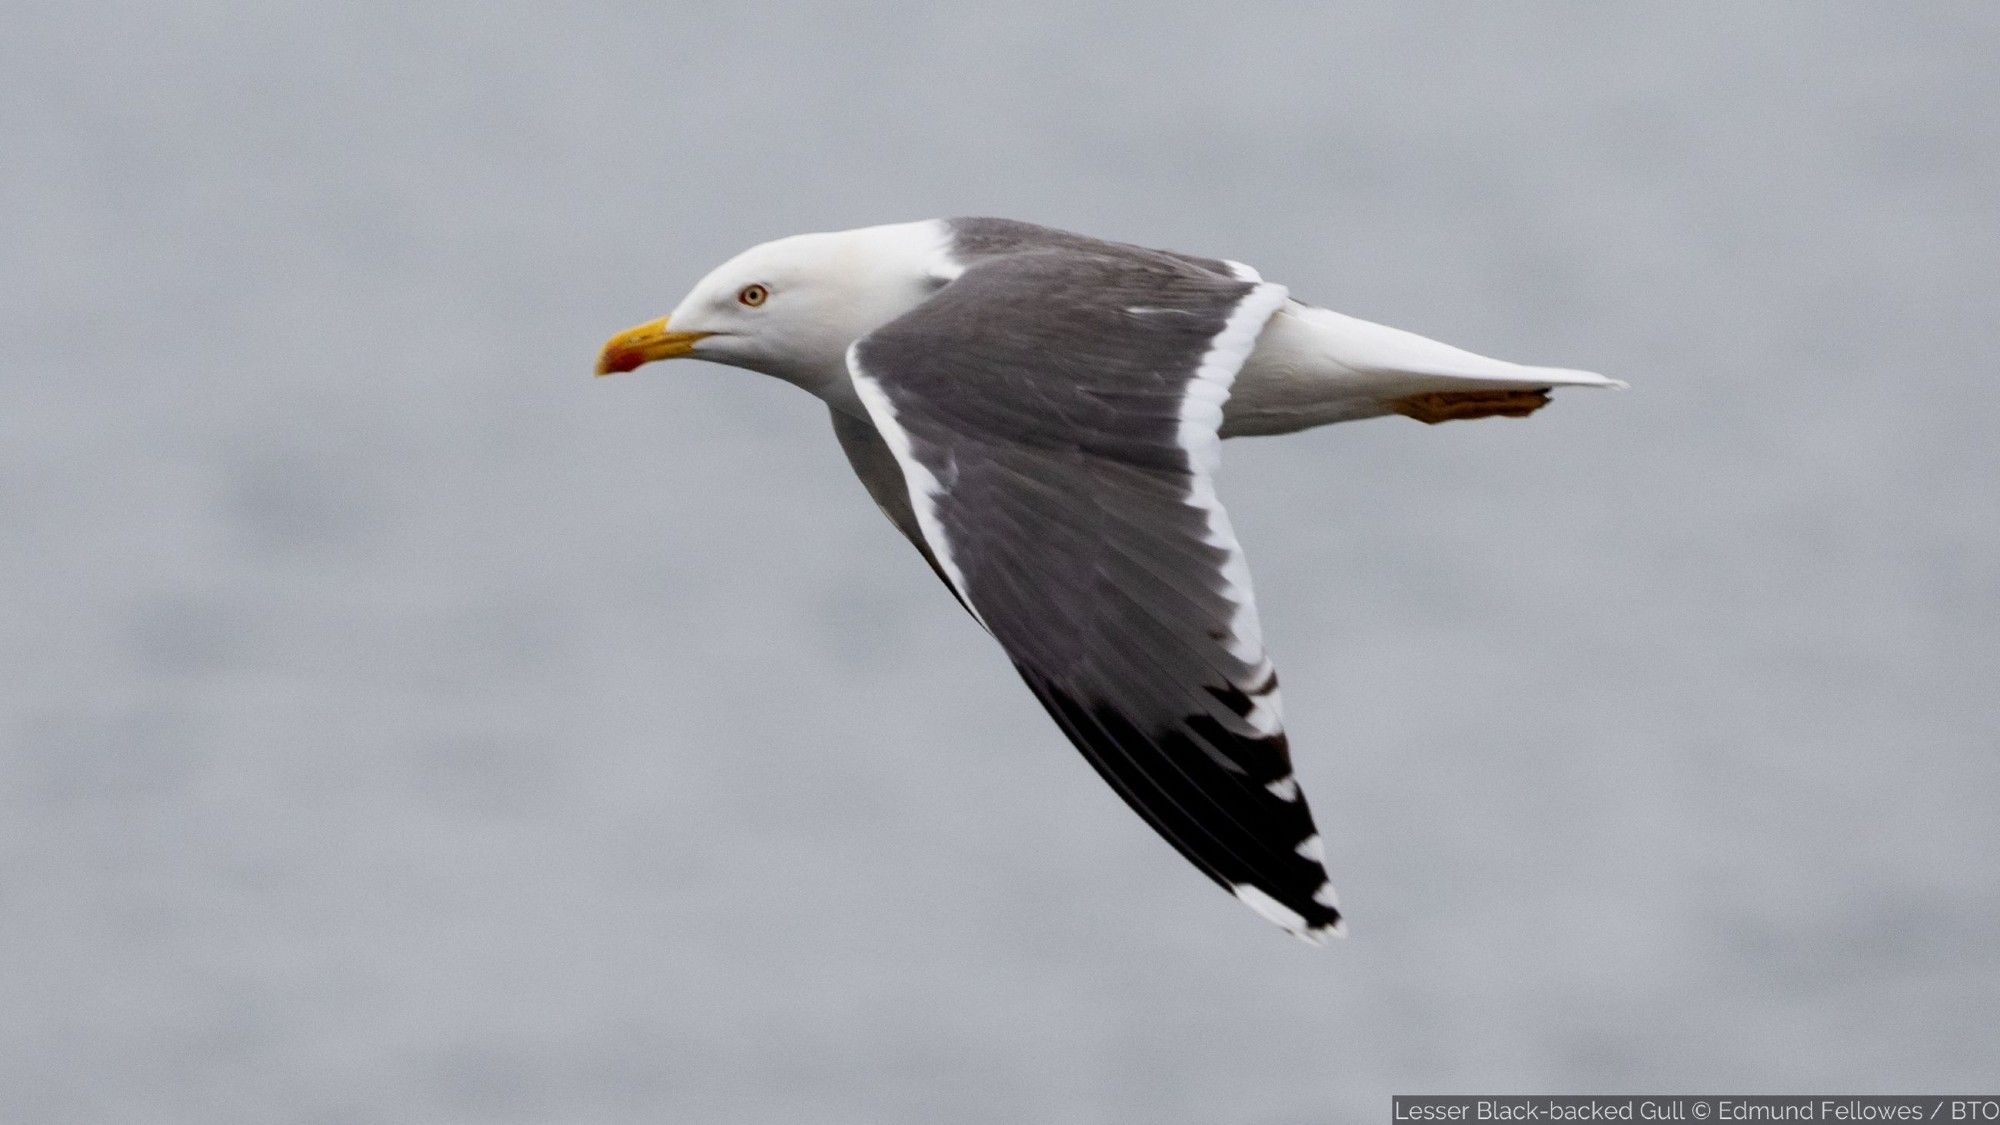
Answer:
1390, 388, 1551, 424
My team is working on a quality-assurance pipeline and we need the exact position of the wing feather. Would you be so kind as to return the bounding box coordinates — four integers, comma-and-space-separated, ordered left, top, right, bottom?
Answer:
846, 246, 1342, 941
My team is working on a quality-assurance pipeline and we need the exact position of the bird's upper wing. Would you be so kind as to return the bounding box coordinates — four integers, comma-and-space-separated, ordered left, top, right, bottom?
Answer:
845, 248, 1342, 941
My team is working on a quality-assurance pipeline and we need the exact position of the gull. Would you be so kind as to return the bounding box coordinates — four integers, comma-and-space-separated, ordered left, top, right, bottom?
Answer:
597, 218, 1620, 942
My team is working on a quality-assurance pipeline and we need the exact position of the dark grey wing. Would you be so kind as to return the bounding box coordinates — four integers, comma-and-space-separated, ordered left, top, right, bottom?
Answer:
846, 249, 1342, 942
945, 216, 1255, 282
829, 406, 972, 614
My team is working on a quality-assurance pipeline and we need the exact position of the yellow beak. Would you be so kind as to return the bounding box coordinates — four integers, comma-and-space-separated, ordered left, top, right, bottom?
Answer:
595, 318, 712, 376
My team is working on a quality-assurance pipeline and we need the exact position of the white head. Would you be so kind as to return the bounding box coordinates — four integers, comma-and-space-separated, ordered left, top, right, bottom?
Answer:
595, 221, 954, 395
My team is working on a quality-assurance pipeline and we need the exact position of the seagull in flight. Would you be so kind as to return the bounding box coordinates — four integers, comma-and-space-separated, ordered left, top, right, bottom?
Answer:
597, 218, 1620, 942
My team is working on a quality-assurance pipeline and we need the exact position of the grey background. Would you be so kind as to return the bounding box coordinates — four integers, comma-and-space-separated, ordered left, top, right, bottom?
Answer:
4, 2, 1996, 1121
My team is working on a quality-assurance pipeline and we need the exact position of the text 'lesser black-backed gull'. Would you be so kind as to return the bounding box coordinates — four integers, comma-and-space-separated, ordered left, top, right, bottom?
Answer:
597, 218, 1622, 943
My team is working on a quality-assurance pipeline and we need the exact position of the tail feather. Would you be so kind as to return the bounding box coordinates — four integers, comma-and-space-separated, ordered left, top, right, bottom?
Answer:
1287, 303, 1627, 393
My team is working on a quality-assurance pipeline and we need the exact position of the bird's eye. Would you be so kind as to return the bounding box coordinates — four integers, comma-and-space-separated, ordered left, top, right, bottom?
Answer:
737, 284, 769, 307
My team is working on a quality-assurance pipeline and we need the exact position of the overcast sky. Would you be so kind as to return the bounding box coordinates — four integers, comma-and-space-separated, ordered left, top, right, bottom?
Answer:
4, 2, 1997, 1121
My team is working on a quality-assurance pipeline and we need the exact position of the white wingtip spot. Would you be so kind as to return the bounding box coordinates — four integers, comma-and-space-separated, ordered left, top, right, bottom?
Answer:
1232, 883, 1307, 936
1232, 883, 1340, 945
1295, 834, 1325, 863
1313, 880, 1341, 910
1265, 776, 1299, 802
1244, 694, 1282, 736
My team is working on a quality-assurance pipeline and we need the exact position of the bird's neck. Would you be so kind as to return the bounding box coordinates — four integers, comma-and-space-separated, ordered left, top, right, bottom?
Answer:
729, 347, 868, 411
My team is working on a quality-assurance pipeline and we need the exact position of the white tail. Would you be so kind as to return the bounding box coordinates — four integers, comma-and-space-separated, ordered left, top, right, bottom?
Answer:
1227, 302, 1624, 435
1282, 302, 1626, 392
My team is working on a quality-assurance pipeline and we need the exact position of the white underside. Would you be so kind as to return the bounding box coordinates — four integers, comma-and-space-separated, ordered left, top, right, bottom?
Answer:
1223, 301, 1624, 438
